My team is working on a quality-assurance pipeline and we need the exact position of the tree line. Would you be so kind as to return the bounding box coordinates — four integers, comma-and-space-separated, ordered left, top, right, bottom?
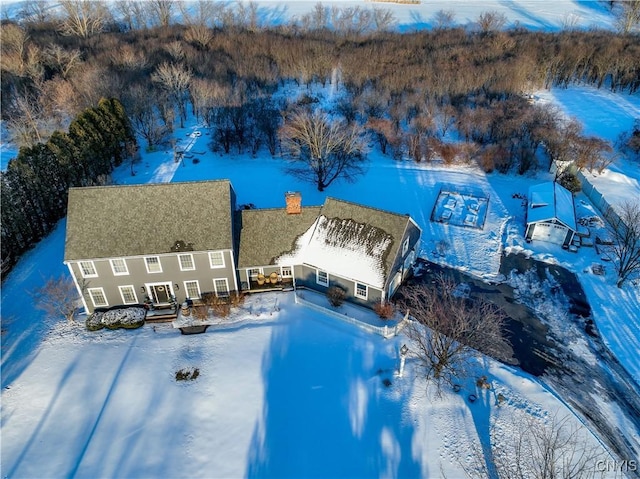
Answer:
2, 11, 639, 148
1, 98, 135, 275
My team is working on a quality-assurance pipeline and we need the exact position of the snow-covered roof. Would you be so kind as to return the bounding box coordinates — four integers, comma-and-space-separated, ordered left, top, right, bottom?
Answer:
276, 198, 412, 289
527, 182, 577, 231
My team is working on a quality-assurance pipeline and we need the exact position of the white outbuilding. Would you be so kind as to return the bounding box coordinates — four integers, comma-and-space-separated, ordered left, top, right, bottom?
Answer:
525, 182, 577, 247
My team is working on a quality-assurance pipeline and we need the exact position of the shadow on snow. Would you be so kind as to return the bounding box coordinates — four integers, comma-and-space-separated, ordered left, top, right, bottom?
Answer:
246, 312, 423, 478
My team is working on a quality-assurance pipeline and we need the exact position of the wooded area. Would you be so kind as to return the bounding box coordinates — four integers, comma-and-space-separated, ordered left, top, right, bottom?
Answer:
1, 1, 639, 275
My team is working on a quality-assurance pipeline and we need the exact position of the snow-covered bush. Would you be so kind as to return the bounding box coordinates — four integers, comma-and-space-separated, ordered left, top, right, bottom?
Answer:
85, 306, 146, 331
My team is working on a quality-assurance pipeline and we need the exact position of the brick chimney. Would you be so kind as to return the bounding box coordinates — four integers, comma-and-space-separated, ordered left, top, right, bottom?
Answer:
285, 191, 302, 214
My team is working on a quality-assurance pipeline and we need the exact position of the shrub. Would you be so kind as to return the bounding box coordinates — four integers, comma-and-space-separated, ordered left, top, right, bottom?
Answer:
374, 302, 395, 319
557, 171, 582, 193
192, 304, 209, 320
327, 286, 346, 307
86, 311, 105, 331
86, 306, 145, 330
210, 300, 231, 318
175, 367, 200, 381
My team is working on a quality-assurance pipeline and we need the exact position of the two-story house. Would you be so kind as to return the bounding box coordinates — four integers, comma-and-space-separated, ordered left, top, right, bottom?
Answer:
64, 180, 421, 314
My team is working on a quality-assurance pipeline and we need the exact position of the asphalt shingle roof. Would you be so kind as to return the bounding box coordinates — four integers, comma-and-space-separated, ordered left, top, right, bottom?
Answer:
237, 206, 322, 267
64, 180, 234, 261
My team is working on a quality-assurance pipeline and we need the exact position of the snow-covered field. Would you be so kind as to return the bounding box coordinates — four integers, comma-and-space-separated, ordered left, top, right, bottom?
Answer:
0, 0, 621, 32
1, 292, 617, 478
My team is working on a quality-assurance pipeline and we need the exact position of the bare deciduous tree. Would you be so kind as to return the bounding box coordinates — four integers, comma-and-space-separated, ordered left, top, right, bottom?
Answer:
399, 277, 509, 387
279, 109, 368, 191
148, 0, 175, 27
18, 0, 52, 24
0, 23, 43, 80
372, 7, 396, 31
433, 9, 456, 30
613, 0, 640, 33
476, 10, 508, 34
123, 84, 170, 149
31, 275, 82, 322
602, 201, 640, 288
467, 412, 611, 479
43, 45, 83, 80
151, 62, 192, 128
58, 0, 111, 38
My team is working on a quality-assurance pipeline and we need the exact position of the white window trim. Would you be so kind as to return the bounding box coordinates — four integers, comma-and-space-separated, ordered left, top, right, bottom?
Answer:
110, 258, 129, 276
184, 280, 201, 299
209, 251, 225, 269
355, 282, 368, 300
280, 266, 293, 278
402, 237, 410, 256
213, 278, 229, 296
178, 253, 195, 271
79, 260, 98, 278
316, 270, 329, 287
88, 287, 108, 307
118, 285, 138, 305
145, 256, 163, 273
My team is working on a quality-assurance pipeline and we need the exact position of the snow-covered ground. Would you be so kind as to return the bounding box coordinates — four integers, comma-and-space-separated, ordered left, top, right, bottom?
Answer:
1, 292, 618, 478
0, 0, 620, 32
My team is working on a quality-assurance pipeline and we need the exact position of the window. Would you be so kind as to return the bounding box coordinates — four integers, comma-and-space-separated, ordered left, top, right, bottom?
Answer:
316, 270, 329, 286
119, 285, 138, 304
79, 261, 97, 278
184, 280, 201, 299
145, 256, 162, 273
209, 251, 225, 268
213, 278, 229, 297
178, 253, 195, 271
355, 282, 368, 300
110, 258, 129, 276
281, 266, 292, 278
88, 288, 108, 307
402, 237, 410, 256
248, 268, 262, 280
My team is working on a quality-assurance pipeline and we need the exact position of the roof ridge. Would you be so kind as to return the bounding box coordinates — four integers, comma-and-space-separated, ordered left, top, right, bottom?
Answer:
323, 197, 410, 219
69, 179, 231, 191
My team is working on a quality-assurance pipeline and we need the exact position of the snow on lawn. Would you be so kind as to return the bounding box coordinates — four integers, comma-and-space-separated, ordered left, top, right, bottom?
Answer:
239, 0, 617, 31
1, 293, 615, 478
0, 0, 618, 34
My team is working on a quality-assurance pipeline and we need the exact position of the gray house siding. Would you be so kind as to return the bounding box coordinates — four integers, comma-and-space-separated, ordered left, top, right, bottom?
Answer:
293, 264, 384, 308
384, 219, 422, 299
69, 249, 237, 313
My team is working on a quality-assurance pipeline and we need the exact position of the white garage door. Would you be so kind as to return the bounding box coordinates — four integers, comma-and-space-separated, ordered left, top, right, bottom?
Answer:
531, 223, 567, 245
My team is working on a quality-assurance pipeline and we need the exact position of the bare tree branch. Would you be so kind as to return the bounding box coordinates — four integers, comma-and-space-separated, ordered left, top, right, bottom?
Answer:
399, 276, 509, 388
279, 109, 368, 191
602, 200, 640, 288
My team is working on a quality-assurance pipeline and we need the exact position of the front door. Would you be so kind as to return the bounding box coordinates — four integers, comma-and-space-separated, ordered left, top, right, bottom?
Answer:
149, 284, 172, 304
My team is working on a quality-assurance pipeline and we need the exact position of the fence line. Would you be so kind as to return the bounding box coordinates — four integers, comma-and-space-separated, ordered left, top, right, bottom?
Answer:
577, 171, 624, 228
294, 293, 409, 339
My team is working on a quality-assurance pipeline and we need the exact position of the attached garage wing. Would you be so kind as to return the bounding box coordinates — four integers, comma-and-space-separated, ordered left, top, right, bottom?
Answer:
531, 223, 568, 245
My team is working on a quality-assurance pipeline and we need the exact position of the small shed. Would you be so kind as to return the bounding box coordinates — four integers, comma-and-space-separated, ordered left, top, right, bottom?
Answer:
525, 182, 577, 247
